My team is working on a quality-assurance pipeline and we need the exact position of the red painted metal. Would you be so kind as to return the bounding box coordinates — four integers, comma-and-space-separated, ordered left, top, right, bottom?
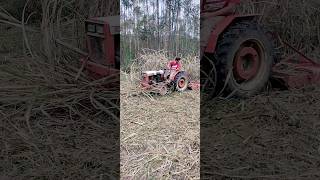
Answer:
104, 23, 115, 66
204, 15, 235, 53
140, 69, 193, 95
80, 58, 119, 78
201, 0, 320, 91
200, 0, 257, 56
204, 14, 258, 54
81, 16, 119, 79
178, 79, 186, 88
272, 59, 320, 89
140, 75, 151, 89
270, 34, 320, 89
234, 47, 260, 80
170, 71, 180, 81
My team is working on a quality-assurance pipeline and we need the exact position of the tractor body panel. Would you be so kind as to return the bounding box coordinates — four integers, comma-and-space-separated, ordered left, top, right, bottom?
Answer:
139, 69, 195, 95
80, 58, 119, 77
200, 0, 320, 97
140, 70, 165, 90
82, 16, 120, 79
88, 16, 120, 35
203, 14, 259, 55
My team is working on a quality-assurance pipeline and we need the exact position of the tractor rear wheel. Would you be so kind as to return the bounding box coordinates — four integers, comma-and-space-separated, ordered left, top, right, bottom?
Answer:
174, 71, 189, 92
215, 20, 274, 98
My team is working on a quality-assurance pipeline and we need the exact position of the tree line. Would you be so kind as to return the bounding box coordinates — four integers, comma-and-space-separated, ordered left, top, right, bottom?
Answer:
121, 0, 200, 68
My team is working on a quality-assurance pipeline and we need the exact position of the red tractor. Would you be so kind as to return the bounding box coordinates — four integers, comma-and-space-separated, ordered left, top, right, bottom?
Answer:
200, 0, 275, 98
200, 0, 320, 98
140, 69, 190, 95
77, 16, 196, 95
79, 16, 120, 79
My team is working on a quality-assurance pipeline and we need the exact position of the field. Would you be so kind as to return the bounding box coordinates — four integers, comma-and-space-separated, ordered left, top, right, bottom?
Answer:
202, 87, 320, 179
120, 51, 200, 179
0, 9, 120, 179
200, 1, 320, 178
121, 81, 200, 179
1, 0, 320, 179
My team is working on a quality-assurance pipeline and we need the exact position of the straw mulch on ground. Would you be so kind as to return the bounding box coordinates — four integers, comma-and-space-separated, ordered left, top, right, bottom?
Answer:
202, 87, 320, 179
121, 78, 200, 179
120, 51, 200, 179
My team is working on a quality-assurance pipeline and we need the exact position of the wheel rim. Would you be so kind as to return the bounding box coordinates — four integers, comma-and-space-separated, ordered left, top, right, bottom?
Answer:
233, 40, 265, 84
178, 78, 186, 88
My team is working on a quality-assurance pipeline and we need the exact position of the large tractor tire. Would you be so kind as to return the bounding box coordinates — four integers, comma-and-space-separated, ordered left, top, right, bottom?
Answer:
174, 71, 189, 92
214, 20, 274, 98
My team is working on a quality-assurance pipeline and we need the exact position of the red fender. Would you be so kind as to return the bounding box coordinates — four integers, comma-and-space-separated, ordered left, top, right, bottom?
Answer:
204, 14, 260, 54
171, 71, 189, 81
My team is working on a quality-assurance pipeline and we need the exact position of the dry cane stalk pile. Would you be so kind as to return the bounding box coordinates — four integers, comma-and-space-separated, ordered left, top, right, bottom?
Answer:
202, 87, 320, 179
0, 0, 120, 179
201, 0, 320, 179
121, 49, 199, 96
120, 51, 200, 178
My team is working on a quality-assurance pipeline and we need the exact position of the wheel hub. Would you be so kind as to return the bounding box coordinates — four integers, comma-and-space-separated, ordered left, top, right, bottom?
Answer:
178, 79, 185, 88
234, 47, 260, 81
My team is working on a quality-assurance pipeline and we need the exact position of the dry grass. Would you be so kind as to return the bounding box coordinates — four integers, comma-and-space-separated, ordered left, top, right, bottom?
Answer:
1, 0, 320, 179
120, 51, 200, 179
201, 2, 320, 178
0, 0, 120, 179
201, 1, 320, 177
124, 49, 200, 82
0, 55, 120, 179
202, 86, 320, 179
239, 0, 320, 56
120, 79, 200, 179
